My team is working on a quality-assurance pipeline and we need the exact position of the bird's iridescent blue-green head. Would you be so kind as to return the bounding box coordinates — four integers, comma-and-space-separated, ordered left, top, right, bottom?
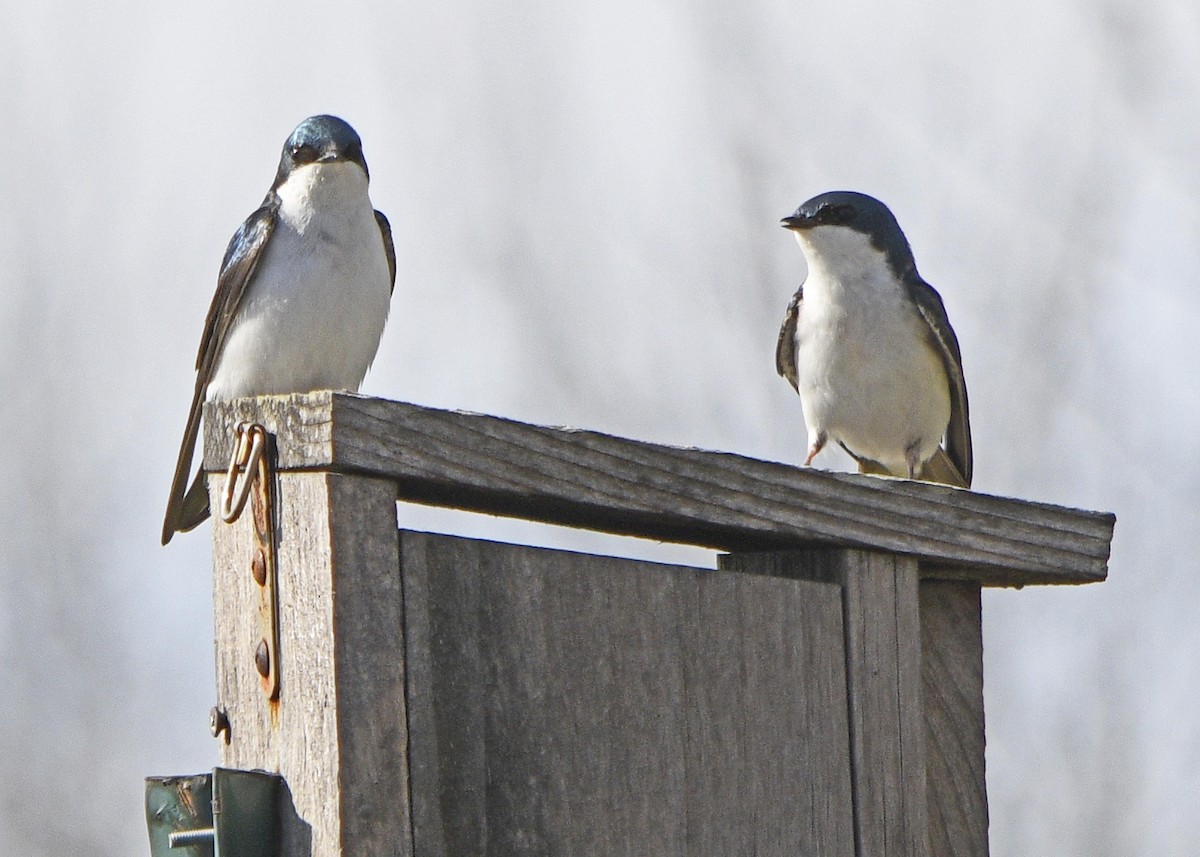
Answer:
273, 115, 368, 188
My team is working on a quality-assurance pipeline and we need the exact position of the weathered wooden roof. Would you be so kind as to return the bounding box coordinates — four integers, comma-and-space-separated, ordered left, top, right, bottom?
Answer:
204, 391, 1114, 587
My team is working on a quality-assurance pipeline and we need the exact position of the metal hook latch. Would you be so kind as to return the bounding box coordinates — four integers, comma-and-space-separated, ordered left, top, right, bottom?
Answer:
221, 422, 267, 524
218, 420, 281, 701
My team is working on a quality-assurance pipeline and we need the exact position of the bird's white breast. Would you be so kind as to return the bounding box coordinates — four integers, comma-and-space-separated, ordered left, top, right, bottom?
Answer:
791, 228, 949, 474
207, 162, 392, 401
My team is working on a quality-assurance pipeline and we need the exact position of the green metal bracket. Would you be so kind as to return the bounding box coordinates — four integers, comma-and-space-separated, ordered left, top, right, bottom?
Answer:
146, 768, 281, 856
146, 774, 212, 856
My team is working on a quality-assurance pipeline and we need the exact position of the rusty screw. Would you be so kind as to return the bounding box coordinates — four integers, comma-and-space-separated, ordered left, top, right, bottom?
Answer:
210, 706, 231, 743
255, 639, 271, 678
250, 547, 267, 587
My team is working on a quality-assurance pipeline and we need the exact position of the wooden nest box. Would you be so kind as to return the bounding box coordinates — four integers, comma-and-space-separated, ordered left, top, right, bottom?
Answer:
202, 391, 1113, 857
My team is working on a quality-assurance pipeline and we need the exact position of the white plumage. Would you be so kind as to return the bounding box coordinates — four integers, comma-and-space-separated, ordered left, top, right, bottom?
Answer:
206, 161, 391, 400
789, 225, 951, 477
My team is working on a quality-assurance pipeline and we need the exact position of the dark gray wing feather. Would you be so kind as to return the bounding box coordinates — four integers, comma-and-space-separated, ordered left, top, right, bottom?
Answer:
907, 277, 972, 487
161, 197, 279, 544
374, 210, 397, 294
775, 287, 803, 393
196, 197, 280, 377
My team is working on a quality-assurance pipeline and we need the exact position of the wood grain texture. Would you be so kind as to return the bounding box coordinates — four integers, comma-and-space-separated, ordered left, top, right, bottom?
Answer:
724, 549, 931, 857
401, 531, 856, 857
203, 392, 1114, 587
840, 552, 928, 857
212, 472, 410, 857
920, 580, 989, 857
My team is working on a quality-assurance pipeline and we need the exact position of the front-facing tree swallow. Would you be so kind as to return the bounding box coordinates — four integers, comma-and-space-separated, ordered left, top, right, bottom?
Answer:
162, 115, 396, 544
775, 191, 972, 487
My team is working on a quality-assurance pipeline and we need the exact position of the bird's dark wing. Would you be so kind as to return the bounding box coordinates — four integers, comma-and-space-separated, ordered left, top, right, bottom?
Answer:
375, 210, 397, 294
907, 277, 972, 487
196, 197, 280, 378
161, 197, 279, 545
775, 287, 803, 393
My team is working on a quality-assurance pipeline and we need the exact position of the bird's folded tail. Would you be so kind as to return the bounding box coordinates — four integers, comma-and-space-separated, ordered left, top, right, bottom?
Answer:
857, 447, 969, 489
178, 471, 212, 532
161, 378, 213, 544
916, 447, 970, 488
162, 468, 211, 545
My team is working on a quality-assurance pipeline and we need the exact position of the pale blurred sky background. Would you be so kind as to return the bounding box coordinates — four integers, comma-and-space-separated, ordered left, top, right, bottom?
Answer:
3, 1, 1198, 854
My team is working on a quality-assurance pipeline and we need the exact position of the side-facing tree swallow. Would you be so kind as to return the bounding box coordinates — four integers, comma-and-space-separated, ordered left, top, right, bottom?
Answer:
775, 191, 972, 487
161, 115, 396, 545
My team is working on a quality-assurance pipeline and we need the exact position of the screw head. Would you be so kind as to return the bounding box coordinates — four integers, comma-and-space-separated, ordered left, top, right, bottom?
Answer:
210, 706, 231, 743
251, 548, 267, 586
255, 639, 271, 678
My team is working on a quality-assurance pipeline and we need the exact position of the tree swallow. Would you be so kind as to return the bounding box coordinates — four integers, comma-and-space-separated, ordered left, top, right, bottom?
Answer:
775, 191, 972, 487
161, 115, 396, 545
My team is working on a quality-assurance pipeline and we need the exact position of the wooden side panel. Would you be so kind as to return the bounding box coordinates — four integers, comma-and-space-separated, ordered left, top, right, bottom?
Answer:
840, 553, 928, 857
724, 549, 930, 857
921, 580, 989, 857
212, 472, 410, 857
401, 532, 855, 857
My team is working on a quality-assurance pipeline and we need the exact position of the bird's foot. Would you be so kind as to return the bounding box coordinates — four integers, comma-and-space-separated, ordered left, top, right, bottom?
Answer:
904, 439, 923, 479
804, 433, 827, 466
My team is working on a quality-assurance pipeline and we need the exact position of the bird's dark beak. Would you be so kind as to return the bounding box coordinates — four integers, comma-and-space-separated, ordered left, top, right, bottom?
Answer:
780, 214, 809, 231
317, 146, 345, 163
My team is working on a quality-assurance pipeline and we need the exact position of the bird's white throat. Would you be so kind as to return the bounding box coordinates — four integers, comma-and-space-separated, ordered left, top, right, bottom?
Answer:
275, 161, 372, 232
792, 226, 901, 304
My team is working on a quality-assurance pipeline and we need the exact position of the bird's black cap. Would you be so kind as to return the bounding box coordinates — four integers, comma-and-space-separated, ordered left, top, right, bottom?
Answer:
781, 191, 918, 279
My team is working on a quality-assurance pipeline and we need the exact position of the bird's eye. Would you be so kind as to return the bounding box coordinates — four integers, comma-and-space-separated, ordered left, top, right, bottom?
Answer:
290, 144, 318, 163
